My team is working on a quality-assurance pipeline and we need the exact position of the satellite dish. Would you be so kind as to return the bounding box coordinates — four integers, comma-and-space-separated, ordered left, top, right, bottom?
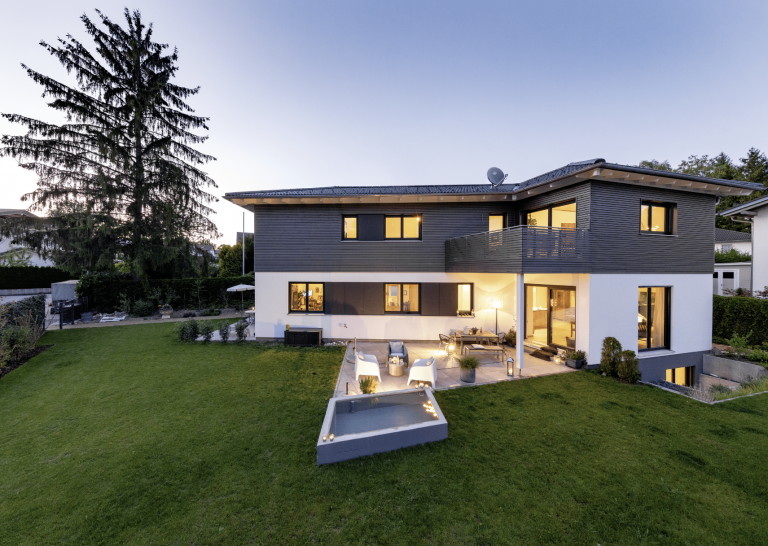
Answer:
487, 167, 508, 187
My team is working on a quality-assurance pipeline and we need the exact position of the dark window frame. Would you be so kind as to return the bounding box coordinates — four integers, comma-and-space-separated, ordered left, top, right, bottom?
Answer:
639, 200, 677, 235
383, 282, 422, 314
638, 286, 671, 351
522, 199, 577, 228
457, 283, 474, 314
342, 215, 358, 240
384, 214, 422, 240
288, 282, 325, 314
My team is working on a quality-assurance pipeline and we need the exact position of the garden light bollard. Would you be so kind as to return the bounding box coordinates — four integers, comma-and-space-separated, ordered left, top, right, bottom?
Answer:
507, 357, 515, 377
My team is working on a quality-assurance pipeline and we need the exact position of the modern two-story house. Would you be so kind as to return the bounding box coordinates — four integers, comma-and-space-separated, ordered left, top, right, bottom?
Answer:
224, 159, 762, 384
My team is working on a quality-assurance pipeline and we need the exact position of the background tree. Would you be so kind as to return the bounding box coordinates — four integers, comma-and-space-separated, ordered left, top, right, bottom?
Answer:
218, 236, 254, 277
638, 149, 768, 232
0, 8, 218, 283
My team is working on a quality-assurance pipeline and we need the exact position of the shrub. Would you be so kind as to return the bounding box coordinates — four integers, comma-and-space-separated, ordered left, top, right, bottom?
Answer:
1, 324, 34, 365
132, 300, 155, 317
715, 248, 751, 263
713, 295, 768, 347
234, 320, 248, 343
176, 319, 200, 343
617, 350, 641, 383
504, 329, 516, 345
199, 320, 214, 343
458, 355, 480, 370
600, 337, 622, 377
725, 331, 752, 359
359, 377, 377, 394
217, 320, 230, 342
747, 348, 768, 365
199, 308, 221, 317
567, 350, 586, 362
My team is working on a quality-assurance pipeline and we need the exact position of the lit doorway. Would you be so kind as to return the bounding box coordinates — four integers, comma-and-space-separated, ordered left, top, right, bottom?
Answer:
525, 285, 576, 349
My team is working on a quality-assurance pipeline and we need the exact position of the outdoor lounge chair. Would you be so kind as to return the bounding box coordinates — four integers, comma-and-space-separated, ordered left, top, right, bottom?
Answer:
355, 352, 382, 383
438, 333, 452, 352
407, 356, 437, 388
387, 341, 409, 366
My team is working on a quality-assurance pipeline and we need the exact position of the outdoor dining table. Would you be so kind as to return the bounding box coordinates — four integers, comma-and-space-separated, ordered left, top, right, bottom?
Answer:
453, 331, 500, 353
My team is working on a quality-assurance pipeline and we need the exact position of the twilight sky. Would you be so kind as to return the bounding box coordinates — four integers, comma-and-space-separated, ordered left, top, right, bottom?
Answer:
1, 0, 767, 245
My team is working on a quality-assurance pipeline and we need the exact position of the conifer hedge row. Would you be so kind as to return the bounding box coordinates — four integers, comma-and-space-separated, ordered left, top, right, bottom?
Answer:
0, 266, 73, 290
713, 295, 768, 345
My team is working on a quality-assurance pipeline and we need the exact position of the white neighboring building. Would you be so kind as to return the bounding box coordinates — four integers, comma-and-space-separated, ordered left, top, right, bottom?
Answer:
714, 228, 751, 254
0, 209, 55, 267
720, 195, 768, 293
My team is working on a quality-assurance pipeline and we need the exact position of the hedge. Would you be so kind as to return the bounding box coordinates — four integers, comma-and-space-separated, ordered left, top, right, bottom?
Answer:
0, 266, 73, 290
0, 294, 46, 335
713, 295, 768, 346
76, 272, 256, 312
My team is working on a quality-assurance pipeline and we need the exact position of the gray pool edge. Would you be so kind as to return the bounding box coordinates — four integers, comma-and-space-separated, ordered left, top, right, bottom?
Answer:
317, 388, 448, 465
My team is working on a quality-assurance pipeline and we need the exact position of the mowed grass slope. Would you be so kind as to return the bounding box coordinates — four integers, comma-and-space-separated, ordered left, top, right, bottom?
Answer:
0, 323, 766, 545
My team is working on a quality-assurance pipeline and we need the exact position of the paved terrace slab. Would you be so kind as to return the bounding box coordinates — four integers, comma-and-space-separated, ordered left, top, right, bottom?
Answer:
334, 341, 577, 397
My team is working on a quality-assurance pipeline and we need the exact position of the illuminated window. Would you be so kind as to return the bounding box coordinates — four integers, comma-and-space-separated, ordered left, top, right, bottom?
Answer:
489, 215, 504, 231
343, 216, 357, 240
666, 366, 693, 387
525, 201, 576, 228
385, 215, 421, 239
638, 287, 670, 350
289, 282, 324, 313
458, 284, 473, 313
640, 201, 675, 234
385, 283, 420, 313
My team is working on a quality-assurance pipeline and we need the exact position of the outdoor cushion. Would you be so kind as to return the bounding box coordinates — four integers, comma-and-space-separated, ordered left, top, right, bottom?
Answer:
471, 344, 486, 349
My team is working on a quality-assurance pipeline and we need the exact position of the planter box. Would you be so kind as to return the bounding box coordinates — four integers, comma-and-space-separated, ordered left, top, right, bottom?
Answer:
566, 358, 585, 369
703, 354, 768, 384
460, 368, 476, 383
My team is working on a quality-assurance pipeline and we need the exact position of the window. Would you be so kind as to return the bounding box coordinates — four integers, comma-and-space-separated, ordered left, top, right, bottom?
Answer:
524, 201, 576, 228
666, 366, 694, 387
489, 215, 505, 232
640, 201, 675, 234
721, 244, 733, 252
385, 215, 421, 239
638, 287, 670, 351
343, 216, 357, 240
385, 283, 420, 313
289, 283, 324, 313
458, 284, 473, 315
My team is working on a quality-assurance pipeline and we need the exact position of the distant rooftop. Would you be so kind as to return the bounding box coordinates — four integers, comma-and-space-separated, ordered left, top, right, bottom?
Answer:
715, 228, 751, 243
0, 209, 38, 218
224, 159, 765, 207
719, 194, 768, 217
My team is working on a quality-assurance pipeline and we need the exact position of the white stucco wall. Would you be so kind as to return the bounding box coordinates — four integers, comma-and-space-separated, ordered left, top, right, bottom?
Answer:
753, 207, 768, 292
586, 274, 712, 366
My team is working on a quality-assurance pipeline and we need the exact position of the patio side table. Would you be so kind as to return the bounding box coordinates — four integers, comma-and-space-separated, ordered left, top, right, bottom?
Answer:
388, 358, 405, 377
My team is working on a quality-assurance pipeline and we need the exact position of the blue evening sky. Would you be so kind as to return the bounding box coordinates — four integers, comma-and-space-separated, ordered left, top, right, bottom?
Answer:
1, 1, 766, 244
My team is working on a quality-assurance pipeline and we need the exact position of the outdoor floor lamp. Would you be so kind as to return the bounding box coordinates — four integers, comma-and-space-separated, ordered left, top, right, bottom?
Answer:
489, 298, 503, 334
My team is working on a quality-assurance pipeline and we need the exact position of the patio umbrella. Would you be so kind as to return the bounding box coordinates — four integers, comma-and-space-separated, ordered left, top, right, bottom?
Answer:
226, 284, 256, 315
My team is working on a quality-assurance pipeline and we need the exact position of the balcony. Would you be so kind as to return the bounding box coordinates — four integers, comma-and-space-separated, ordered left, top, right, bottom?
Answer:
445, 226, 590, 273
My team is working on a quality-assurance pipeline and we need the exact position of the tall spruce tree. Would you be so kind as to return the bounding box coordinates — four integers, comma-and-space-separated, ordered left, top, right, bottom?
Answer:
0, 8, 218, 282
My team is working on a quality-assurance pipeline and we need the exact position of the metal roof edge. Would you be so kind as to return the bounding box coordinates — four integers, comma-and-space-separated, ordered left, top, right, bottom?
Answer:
718, 194, 768, 216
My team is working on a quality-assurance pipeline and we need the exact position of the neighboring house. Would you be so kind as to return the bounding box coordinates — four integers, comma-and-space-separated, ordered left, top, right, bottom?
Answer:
714, 227, 751, 254
0, 209, 54, 267
719, 195, 768, 293
224, 158, 763, 385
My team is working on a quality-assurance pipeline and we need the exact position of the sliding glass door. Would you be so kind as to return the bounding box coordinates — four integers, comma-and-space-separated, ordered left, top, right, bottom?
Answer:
525, 285, 576, 349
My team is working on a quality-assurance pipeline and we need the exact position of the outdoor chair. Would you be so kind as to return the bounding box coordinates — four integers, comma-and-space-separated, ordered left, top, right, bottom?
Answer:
387, 341, 409, 366
408, 356, 437, 388
438, 333, 452, 352
355, 352, 382, 384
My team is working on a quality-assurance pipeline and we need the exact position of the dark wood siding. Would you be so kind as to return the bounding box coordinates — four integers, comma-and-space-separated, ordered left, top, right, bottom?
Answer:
439, 283, 459, 316
253, 202, 514, 272
514, 182, 591, 229
421, 284, 441, 316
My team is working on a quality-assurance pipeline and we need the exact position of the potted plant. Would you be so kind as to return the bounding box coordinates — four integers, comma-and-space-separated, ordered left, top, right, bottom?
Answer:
566, 350, 586, 369
459, 355, 480, 383
159, 303, 173, 319
504, 328, 516, 347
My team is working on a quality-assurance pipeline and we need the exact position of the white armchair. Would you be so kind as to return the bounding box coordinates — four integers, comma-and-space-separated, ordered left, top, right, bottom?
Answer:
355, 353, 382, 383
407, 356, 437, 388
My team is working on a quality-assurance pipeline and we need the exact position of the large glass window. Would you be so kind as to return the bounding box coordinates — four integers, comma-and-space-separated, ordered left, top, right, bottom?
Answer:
385, 215, 421, 239
458, 284, 473, 314
385, 283, 420, 313
525, 201, 576, 228
638, 287, 669, 350
640, 201, 675, 234
489, 215, 505, 231
289, 282, 324, 313
343, 216, 357, 240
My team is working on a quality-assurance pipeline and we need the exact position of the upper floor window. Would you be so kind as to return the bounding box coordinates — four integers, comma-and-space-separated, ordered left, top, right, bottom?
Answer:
385, 215, 421, 239
289, 282, 324, 313
489, 215, 505, 232
524, 201, 576, 228
385, 283, 420, 313
640, 201, 676, 234
343, 216, 357, 240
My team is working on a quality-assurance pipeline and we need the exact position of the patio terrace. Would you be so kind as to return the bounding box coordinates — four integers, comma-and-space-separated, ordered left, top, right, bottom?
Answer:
334, 341, 576, 397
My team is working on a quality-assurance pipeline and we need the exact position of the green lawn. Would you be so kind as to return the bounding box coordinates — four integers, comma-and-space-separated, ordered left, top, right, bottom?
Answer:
1, 323, 767, 545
